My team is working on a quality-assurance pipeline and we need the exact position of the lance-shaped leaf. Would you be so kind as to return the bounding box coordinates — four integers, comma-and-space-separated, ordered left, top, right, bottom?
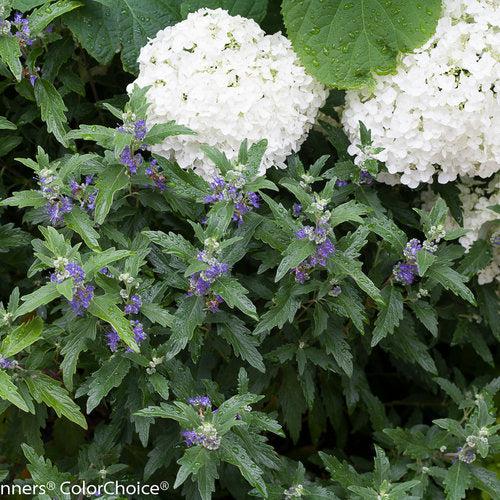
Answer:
0, 370, 30, 412
25, 373, 87, 429
0, 317, 43, 357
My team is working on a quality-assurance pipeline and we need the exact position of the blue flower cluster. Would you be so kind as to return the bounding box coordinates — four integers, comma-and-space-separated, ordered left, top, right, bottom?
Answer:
69, 175, 98, 212
393, 238, 422, 285
335, 170, 373, 188
37, 170, 98, 225
204, 177, 260, 226
145, 159, 166, 191
0, 12, 49, 85
104, 273, 146, 352
0, 357, 17, 369
117, 119, 149, 175
188, 251, 229, 313
293, 222, 336, 283
187, 395, 211, 408
50, 261, 94, 316
181, 396, 221, 450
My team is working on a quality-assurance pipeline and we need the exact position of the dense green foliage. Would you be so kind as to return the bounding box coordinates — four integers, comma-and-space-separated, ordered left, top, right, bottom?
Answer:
0, 0, 498, 499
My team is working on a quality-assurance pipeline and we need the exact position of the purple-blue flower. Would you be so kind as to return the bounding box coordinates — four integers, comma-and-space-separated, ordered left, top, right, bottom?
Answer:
292, 203, 302, 217
131, 320, 146, 344
12, 13, 33, 46
295, 227, 308, 239
336, 179, 349, 187
360, 170, 373, 185
293, 266, 309, 284
0, 357, 16, 369
204, 177, 259, 225
291, 235, 335, 283
145, 159, 167, 191
120, 146, 143, 175
66, 262, 85, 284
99, 267, 112, 276
393, 262, 418, 285
206, 295, 223, 313
187, 395, 211, 408
181, 430, 204, 447
124, 294, 142, 315
47, 197, 73, 224
69, 284, 94, 316
403, 239, 423, 261
106, 329, 120, 352
134, 120, 147, 141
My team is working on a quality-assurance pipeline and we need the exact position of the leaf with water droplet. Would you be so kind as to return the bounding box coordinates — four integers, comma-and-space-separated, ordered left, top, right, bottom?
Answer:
282, 0, 442, 89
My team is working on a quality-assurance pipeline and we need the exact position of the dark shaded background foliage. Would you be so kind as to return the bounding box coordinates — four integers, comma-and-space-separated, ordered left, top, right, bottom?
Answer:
0, 1, 498, 499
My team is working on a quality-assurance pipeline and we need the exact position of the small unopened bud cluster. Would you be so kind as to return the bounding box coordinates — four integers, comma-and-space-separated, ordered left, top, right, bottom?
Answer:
284, 484, 305, 498
146, 356, 163, 375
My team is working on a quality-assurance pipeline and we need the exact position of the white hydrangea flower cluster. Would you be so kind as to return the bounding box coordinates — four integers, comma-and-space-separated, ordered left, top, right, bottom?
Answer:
422, 175, 500, 284
342, 0, 500, 188
128, 8, 328, 179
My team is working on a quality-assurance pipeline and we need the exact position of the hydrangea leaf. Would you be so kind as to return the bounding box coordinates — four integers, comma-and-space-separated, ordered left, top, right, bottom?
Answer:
65, 0, 182, 73
282, 0, 442, 89
28, 0, 83, 35
180, 0, 268, 22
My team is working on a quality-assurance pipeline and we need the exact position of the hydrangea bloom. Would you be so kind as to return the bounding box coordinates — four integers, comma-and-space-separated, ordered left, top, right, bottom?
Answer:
342, 0, 500, 188
129, 8, 328, 179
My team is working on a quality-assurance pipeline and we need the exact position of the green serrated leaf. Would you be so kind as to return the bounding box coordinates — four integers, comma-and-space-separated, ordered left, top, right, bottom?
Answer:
34, 79, 69, 146
212, 276, 258, 319
25, 373, 87, 429
14, 282, 61, 319
87, 295, 139, 352
444, 461, 470, 500
0, 370, 30, 412
65, 208, 100, 251
85, 355, 130, 413
29, 0, 82, 34
371, 287, 403, 346
94, 165, 129, 224
0, 34, 22, 81
275, 239, 316, 282
0, 317, 43, 357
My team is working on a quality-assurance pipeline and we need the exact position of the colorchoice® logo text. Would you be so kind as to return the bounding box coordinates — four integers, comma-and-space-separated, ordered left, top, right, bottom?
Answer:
0, 480, 170, 496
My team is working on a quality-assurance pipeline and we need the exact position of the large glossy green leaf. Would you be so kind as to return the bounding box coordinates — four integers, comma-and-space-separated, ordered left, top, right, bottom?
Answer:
64, 0, 182, 73
180, 0, 268, 22
282, 0, 442, 89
